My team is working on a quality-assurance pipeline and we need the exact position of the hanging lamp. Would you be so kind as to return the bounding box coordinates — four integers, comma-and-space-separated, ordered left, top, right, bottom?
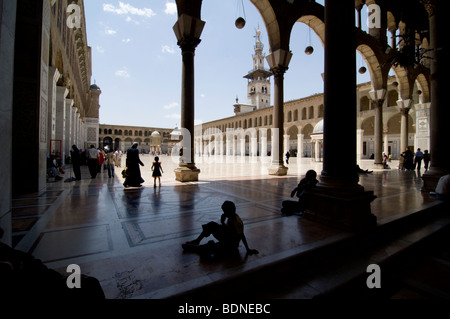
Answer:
235, 0, 246, 29
305, 20, 314, 55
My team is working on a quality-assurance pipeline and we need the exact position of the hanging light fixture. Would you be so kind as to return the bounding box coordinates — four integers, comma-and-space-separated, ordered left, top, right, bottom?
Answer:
235, 0, 246, 29
305, 20, 314, 55
358, 53, 367, 74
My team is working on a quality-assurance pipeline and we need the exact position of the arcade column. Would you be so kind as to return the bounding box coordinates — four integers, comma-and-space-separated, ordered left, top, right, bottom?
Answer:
304, 0, 377, 231
266, 49, 292, 176
421, 0, 450, 190
173, 14, 205, 182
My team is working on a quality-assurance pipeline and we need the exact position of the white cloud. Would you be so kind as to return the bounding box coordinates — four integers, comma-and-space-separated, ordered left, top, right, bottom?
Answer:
163, 102, 179, 110
122, 38, 132, 43
200, 94, 205, 98
105, 27, 117, 35
164, 2, 177, 15
96, 46, 105, 53
103, 2, 156, 18
161, 45, 175, 54
115, 69, 130, 78
165, 113, 181, 119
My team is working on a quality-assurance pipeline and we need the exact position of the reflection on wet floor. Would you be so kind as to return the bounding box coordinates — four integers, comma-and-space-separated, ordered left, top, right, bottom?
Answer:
11, 156, 437, 299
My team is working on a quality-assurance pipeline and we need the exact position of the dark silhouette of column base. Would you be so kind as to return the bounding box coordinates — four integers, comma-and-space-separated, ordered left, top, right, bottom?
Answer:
303, 186, 377, 232
422, 167, 448, 192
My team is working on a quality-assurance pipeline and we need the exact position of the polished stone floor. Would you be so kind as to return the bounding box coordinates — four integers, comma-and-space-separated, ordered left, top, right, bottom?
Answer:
10, 155, 441, 299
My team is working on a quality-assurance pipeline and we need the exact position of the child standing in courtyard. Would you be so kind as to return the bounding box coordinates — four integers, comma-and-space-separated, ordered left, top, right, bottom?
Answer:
151, 156, 163, 187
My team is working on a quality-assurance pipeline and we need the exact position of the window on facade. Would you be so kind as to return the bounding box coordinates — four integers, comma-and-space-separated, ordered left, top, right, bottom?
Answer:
318, 105, 324, 118
287, 111, 292, 122
360, 96, 370, 111
309, 106, 314, 119
294, 110, 298, 121
302, 108, 307, 120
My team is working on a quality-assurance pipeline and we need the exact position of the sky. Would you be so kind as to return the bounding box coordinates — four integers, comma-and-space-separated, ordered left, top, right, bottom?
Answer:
84, 0, 373, 129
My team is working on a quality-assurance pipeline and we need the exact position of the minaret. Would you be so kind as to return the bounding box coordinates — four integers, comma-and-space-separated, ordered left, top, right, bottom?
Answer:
243, 26, 272, 109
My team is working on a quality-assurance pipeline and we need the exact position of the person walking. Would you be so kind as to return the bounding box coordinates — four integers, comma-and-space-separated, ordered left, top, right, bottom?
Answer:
423, 150, 431, 171
151, 156, 164, 187
70, 145, 82, 180
105, 150, 116, 178
285, 151, 291, 164
414, 148, 424, 171
87, 145, 99, 178
123, 142, 144, 188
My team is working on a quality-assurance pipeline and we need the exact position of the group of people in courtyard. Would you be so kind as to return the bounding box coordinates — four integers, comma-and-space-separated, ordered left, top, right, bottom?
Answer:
398, 147, 430, 172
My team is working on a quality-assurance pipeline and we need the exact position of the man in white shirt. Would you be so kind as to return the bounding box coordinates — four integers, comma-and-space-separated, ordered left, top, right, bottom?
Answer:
87, 144, 99, 178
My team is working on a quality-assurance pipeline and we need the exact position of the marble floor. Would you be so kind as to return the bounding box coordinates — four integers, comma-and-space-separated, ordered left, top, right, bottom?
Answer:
10, 155, 443, 299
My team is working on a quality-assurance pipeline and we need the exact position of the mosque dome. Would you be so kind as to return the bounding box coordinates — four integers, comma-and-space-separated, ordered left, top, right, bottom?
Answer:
312, 119, 324, 134
170, 126, 181, 136
151, 131, 161, 137
90, 83, 101, 91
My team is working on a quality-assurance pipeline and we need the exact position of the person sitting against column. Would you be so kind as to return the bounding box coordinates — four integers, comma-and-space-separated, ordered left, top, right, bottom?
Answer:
182, 201, 259, 258
281, 169, 318, 216
430, 174, 450, 201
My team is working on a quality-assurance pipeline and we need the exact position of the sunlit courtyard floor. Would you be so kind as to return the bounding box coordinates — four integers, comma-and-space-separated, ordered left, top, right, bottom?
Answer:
10, 155, 445, 299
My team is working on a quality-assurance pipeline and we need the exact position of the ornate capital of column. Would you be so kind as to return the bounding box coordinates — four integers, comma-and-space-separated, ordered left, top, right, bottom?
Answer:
396, 99, 412, 113
420, 0, 438, 17
266, 49, 292, 77
173, 14, 205, 52
369, 89, 386, 102
369, 89, 386, 107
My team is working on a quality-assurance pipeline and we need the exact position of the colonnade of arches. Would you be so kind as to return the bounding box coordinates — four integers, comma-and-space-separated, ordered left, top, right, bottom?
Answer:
172, 0, 448, 229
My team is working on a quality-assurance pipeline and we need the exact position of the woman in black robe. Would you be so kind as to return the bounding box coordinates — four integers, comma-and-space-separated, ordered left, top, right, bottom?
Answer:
123, 142, 144, 187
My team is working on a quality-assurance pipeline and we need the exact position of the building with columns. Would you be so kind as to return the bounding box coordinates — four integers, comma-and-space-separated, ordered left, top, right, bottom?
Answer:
98, 124, 176, 154
171, 0, 449, 231
0, 0, 100, 243
195, 31, 427, 165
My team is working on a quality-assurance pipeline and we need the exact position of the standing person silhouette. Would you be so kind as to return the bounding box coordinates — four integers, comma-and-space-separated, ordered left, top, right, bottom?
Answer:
70, 145, 82, 181
151, 156, 164, 187
123, 142, 144, 188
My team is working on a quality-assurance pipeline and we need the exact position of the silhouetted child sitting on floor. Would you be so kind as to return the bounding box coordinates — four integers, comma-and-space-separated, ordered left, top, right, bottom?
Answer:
281, 169, 318, 216
182, 201, 259, 258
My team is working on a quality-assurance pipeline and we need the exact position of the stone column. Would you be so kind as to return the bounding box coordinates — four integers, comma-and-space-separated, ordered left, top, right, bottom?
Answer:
47, 67, 60, 148
369, 89, 386, 169
397, 99, 412, 154
297, 133, 304, 159
251, 135, 258, 158
55, 86, 68, 161
384, 133, 389, 158
64, 98, 73, 162
304, 0, 376, 231
314, 139, 321, 162
260, 128, 268, 158
173, 14, 205, 182
356, 129, 364, 163
240, 137, 245, 161
422, 0, 450, 190
266, 50, 292, 176
283, 134, 289, 159
0, 0, 17, 245
414, 103, 431, 152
